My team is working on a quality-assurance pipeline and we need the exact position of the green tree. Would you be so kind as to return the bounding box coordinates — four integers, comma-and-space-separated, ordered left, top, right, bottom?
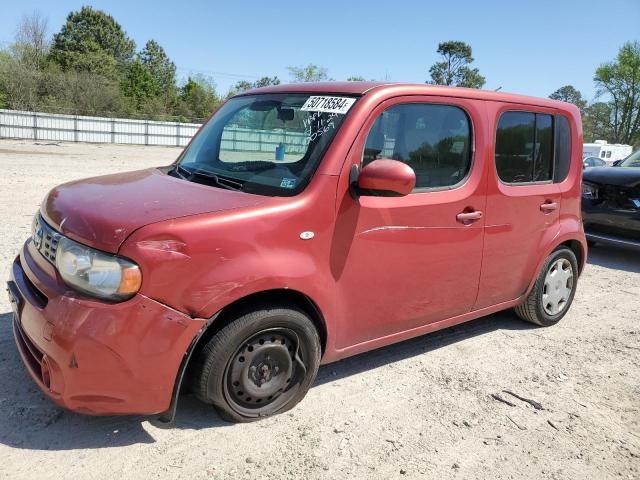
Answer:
49, 6, 135, 77
582, 102, 614, 143
177, 75, 219, 120
428, 41, 485, 89
253, 76, 280, 88
0, 52, 10, 108
228, 76, 280, 97
139, 40, 176, 95
287, 64, 329, 82
549, 85, 587, 112
346, 76, 366, 81
229, 80, 253, 95
594, 41, 640, 144
121, 60, 158, 109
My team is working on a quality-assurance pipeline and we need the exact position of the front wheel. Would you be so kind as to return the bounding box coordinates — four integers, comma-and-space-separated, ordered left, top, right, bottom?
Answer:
514, 247, 579, 327
191, 305, 321, 423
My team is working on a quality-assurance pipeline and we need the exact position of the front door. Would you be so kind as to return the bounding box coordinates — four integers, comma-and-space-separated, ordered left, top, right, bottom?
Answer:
331, 96, 488, 350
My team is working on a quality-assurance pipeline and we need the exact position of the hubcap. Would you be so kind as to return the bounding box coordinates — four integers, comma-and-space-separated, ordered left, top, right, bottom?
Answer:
225, 328, 303, 415
542, 258, 574, 315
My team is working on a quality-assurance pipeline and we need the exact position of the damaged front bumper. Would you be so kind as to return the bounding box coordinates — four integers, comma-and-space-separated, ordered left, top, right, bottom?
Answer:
7, 239, 205, 416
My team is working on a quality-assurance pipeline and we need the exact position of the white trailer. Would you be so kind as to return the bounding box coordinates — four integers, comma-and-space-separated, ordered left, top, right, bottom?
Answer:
582, 140, 632, 165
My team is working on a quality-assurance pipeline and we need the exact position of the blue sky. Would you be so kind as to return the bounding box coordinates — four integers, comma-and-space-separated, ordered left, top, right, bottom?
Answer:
1, 0, 638, 100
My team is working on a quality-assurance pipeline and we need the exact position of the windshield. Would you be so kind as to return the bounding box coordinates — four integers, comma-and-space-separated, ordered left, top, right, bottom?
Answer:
619, 150, 640, 167
176, 93, 357, 195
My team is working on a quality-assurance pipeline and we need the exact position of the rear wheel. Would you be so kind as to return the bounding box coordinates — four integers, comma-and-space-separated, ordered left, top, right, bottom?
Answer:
514, 247, 578, 327
191, 305, 321, 423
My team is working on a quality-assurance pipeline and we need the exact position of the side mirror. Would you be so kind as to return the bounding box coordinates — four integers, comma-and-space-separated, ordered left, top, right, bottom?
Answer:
351, 159, 416, 197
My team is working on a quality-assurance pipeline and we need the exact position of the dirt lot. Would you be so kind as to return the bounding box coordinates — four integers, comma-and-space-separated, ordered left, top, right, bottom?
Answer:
0, 139, 638, 480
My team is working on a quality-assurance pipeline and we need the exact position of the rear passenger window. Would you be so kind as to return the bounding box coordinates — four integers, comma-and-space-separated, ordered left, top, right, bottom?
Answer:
495, 112, 554, 183
363, 103, 472, 190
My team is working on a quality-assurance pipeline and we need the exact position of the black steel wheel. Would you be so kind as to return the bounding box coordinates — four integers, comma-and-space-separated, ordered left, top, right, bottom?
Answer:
191, 305, 321, 423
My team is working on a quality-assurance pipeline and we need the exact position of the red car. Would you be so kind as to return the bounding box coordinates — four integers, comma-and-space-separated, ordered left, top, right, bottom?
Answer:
7, 82, 587, 422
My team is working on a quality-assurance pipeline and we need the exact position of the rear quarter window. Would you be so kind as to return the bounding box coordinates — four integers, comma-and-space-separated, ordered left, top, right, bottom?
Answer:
553, 115, 571, 182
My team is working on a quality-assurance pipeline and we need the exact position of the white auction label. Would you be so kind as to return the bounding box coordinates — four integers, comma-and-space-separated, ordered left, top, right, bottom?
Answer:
300, 96, 356, 114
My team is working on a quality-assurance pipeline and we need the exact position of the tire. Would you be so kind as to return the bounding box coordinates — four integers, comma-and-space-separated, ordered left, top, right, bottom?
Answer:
191, 304, 321, 423
514, 247, 579, 327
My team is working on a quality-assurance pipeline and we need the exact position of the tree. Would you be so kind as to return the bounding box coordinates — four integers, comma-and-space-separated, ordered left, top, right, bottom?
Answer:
0, 55, 124, 115
346, 76, 366, 82
582, 102, 614, 143
13, 11, 50, 69
178, 75, 219, 120
228, 76, 280, 97
594, 41, 640, 144
230, 80, 253, 95
428, 41, 485, 89
287, 64, 329, 83
549, 85, 587, 112
253, 76, 280, 88
121, 60, 158, 109
49, 6, 135, 76
139, 40, 176, 95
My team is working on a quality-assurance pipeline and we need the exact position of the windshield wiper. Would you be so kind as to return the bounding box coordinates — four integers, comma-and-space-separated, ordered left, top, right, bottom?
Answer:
185, 166, 245, 191
172, 164, 191, 180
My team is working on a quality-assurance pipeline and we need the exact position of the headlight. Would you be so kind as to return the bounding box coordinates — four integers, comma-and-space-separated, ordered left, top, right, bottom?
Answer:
55, 237, 141, 301
582, 182, 599, 199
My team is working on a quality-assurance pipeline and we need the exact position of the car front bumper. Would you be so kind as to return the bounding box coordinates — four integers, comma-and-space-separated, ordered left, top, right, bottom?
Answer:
7, 239, 205, 415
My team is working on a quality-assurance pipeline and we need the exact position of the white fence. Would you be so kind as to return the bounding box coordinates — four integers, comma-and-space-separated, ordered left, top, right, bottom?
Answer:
220, 127, 308, 154
0, 109, 312, 155
0, 109, 201, 147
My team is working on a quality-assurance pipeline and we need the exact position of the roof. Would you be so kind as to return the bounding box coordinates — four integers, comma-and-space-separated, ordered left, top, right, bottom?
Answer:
240, 81, 577, 111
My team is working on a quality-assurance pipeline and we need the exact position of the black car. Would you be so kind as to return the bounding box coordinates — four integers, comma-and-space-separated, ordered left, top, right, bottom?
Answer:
582, 150, 640, 249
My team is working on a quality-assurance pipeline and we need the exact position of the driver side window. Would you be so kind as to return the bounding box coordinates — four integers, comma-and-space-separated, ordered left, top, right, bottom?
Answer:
362, 103, 473, 190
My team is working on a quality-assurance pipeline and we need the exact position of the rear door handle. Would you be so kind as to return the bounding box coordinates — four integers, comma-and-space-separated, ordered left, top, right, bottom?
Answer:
456, 211, 483, 224
540, 202, 558, 213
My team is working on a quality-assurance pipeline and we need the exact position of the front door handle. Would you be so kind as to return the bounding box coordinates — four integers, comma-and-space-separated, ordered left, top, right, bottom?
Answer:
456, 211, 483, 224
540, 202, 558, 213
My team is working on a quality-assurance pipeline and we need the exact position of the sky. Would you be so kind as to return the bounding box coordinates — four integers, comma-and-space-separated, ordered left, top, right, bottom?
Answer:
0, 0, 638, 100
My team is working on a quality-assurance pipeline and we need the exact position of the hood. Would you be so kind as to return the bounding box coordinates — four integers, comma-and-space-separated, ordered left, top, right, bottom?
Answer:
583, 166, 640, 188
41, 168, 265, 253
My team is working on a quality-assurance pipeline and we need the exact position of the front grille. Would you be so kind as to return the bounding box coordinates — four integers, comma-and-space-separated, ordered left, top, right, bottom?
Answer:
32, 214, 61, 264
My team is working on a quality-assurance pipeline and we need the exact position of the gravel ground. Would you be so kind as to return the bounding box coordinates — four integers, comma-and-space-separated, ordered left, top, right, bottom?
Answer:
0, 139, 638, 480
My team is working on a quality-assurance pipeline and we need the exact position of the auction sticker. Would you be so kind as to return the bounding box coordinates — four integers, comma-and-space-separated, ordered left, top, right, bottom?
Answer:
301, 96, 356, 114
